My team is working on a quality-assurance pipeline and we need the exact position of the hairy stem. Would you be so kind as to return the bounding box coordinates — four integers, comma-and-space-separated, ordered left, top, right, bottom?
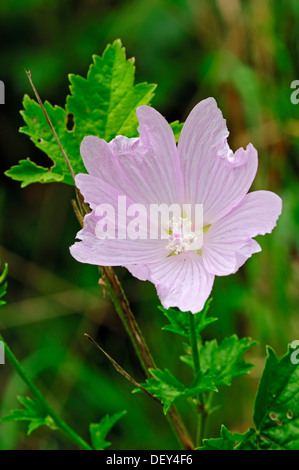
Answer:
0, 333, 92, 450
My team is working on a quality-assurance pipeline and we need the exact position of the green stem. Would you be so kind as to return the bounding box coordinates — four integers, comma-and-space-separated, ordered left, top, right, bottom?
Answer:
197, 405, 207, 447
0, 333, 92, 450
189, 312, 200, 375
188, 312, 206, 447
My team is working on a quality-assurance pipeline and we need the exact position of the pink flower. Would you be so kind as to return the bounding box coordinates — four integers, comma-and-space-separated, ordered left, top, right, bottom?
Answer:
70, 98, 282, 313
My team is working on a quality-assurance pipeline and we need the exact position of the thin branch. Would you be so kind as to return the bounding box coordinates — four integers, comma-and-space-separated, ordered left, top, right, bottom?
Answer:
71, 199, 84, 227
25, 70, 88, 218
84, 333, 160, 404
25, 70, 76, 183
84, 333, 194, 449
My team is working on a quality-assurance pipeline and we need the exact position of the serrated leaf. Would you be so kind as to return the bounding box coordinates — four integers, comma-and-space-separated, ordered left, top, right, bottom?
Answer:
253, 346, 299, 450
5, 159, 64, 187
7, 95, 83, 186
181, 335, 256, 387
89, 410, 126, 450
67, 40, 156, 142
160, 298, 216, 339
1, 396, 56, 435
200, 335, 256, 386
137, 368, 216, 414
6, 39, 156, 187
199, 425, 257, 450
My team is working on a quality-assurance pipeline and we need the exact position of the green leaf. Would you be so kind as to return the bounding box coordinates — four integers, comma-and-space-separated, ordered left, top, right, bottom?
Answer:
137, 368, 216, 414
199, 425, 257, 450
160, 298, 216, 338
89, 410, 127, 450
181, 335, 256, 387
200, 345, 299, 450
200, 335, 256, 387
67, 39, 156, 142
5, 159, 64, 187
253, 346, 299, 450
1, 396, 56, 435
170, 120, 183, 143
6, 39, 156, 187
7, 95, 83, 186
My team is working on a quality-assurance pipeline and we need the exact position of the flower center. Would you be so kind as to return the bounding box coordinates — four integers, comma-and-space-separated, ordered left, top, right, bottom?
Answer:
165, 216, 204, 256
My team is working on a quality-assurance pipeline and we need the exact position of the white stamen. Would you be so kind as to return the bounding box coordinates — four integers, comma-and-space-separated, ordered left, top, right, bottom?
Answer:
165, 216, 203, 255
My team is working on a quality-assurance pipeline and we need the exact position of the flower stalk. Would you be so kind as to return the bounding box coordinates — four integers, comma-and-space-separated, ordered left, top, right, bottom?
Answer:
26, 72, 194, 451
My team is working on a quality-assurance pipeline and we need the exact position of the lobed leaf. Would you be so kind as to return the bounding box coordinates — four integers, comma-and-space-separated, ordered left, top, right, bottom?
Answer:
160, 298, 216, 339
137, 368, 216, 414
181, 335, 256, 388
0, 396, 56, 435
6, 40, 156, 187
89, 410, 127, 450
198, 335, 256, 387
199, 425, 257, 450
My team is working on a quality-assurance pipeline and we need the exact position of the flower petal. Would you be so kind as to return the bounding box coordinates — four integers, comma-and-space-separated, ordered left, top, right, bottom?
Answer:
235, 239, 261, 271
202, 190, 282, 275
75, 173, 135, 210
135, 106, 184, 203
178, 98, 258, 224
79, 105, 184, 207
79, 135, 116, 183
126, 263, 151, 281
70, 212, 166, 266
148, 251, 214, 313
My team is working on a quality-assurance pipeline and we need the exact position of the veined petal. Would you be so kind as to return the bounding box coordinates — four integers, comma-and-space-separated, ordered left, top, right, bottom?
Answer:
75, 173, 135, 210
235, 239, 261, 271
80, 105, 184, 207
126, 263, 151, 282
148, 251, 214, 313
79, 135, 116, 183
135, 106, 184, 204
178, 98, 258, 224
70, 212, 166, 266
202, 190, 282, 275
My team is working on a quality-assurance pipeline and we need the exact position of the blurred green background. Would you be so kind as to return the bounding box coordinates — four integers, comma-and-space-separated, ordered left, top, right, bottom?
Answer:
0, 0, 298, 450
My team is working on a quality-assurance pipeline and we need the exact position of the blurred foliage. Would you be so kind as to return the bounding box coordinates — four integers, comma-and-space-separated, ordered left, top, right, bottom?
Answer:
0, 0, 298, 449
